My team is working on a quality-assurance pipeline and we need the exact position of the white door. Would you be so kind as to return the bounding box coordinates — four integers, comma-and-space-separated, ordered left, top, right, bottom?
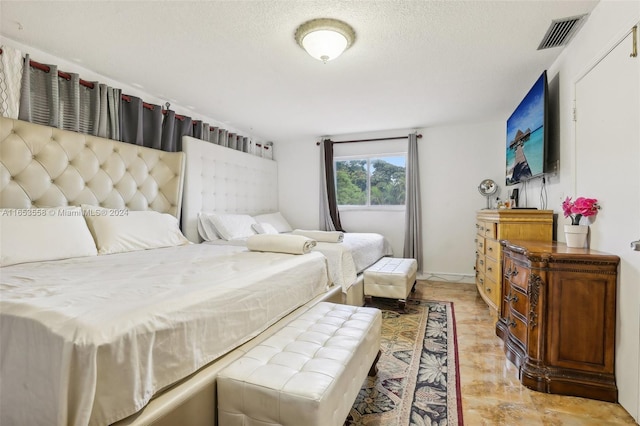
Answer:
575, 29, 640, 421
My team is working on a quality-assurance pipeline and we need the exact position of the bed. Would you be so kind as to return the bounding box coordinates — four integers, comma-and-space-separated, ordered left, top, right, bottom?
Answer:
0, 117, 339, 426
181, 136, 393, 306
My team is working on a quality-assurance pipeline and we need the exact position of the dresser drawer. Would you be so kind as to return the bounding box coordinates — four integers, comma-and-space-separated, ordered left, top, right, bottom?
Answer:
482, 221, 497, 239
485, 238, 500, 259
506, 285, 528, 317
476, 221, 487, 237
507, 312, 527, 346
506, 262, 529, 291
485, 255, 500, 283
484, 275, 501, 308
476, 236, 486, 255
476, 253, 486, 275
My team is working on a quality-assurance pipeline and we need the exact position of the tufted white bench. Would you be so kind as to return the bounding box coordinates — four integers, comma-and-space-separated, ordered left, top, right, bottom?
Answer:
364, 257, 418, 311
217, 302, 381, 426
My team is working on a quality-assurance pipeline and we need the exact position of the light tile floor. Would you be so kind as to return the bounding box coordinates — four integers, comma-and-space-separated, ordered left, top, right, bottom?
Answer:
413, 280, 638, 426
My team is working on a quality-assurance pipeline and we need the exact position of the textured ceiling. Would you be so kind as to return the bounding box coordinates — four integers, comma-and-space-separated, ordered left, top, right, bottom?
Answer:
0, 1, 600, 143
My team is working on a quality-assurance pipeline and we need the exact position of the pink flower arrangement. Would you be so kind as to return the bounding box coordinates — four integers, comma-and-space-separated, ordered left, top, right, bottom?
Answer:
562, 196, 600, 225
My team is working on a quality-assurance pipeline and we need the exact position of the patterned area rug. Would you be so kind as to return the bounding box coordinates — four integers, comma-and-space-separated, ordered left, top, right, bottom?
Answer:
345, 298, 463, 426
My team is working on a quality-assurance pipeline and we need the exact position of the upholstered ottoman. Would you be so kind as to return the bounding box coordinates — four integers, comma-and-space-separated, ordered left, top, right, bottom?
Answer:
364, 257, 418, 310
217, 302, 382, 426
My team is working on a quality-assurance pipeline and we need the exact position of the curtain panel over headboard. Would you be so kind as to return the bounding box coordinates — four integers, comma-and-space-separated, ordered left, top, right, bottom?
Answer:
0, 46, 269, 156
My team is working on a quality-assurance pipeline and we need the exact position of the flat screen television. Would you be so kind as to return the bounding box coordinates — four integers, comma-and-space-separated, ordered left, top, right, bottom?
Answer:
506, 71, 548, 186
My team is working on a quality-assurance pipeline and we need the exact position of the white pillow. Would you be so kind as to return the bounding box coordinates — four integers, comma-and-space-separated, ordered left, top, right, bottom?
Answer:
197, 212, 221, 241
82, 206, 190, 254
253, 212, 293, 233
0, 207, 98, 267
251, 222, 279, 235
202, 213, 257, 241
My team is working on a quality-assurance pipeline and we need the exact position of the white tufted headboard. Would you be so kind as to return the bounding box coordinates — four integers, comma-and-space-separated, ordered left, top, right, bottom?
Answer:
0, 117, 185, 218
182, 136, 278, 242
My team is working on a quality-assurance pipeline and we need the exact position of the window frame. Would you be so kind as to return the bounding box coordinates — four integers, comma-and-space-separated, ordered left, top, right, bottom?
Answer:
333, 153, 407, 211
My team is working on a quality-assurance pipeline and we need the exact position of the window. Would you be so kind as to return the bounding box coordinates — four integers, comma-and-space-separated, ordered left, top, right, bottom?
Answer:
335, 155, 406, 207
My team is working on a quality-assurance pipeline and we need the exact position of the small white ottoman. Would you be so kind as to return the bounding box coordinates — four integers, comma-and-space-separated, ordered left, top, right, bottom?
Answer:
364, 257, 418, 310
217, 302, 381, 426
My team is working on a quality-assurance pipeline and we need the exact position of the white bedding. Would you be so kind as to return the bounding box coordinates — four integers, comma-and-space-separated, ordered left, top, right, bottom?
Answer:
0, 244, 330, 426
208, 232, 393, 292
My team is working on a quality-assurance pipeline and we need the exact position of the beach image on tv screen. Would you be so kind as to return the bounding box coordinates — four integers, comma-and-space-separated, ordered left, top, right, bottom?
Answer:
506, 73, 545, 185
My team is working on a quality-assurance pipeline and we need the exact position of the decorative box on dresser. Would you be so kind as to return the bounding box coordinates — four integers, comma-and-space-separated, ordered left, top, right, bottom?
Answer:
475, 209, 553, 322
496, 240, 620, 402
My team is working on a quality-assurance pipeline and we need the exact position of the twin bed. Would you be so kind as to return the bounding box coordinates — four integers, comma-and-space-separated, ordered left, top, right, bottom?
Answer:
181, 136, 392, 305
0, 117, 391, 425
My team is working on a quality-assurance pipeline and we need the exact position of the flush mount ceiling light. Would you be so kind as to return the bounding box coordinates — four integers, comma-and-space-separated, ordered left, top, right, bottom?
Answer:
295, 18, 356, 63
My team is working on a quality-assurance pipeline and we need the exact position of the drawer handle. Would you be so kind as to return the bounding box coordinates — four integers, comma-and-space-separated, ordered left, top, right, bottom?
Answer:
511, 269, 519, 277
479, 260, 484, 265
487, 266, 492, 272
506, 293, 519, 302
479, 278, 484, 284
485, 287, 491, 293
487, 246, 493, 252
508, 319, 517, 328
479, 243, 484, 248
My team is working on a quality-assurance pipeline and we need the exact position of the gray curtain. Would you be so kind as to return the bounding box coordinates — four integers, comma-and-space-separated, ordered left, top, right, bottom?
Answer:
0, 45, 24, 119
403, 132, 422, 272
58, 72, 80, 132
18, 57, 59, 127
15, 55, 121, 139
161, 109, 193, 152
210, 127, 219, 145
319, 139, 343, 231
193, 121, 211, 142
120, 95, 163, 149
97, 84, 121, 140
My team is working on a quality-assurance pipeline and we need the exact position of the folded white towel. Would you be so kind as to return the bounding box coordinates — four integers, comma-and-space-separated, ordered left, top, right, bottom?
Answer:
247, 234, 316, 255
292, 229, 344, 243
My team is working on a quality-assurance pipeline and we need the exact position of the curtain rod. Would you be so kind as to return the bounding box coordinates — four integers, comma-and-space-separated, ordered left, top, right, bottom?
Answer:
315, 134, 422, 146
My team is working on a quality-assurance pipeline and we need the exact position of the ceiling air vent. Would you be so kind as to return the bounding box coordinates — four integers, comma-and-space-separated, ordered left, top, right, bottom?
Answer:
537, 14, 587, 50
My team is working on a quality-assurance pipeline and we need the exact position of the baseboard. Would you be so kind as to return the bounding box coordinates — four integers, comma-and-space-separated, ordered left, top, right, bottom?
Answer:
417, 272, 475, 285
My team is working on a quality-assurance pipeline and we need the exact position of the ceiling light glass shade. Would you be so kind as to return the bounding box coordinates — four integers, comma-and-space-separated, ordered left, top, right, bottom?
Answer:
302, 30, 348, 62
295, 18, 356, 63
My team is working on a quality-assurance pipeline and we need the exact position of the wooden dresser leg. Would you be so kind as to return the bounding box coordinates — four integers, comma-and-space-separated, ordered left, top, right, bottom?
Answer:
368, 350, 381, 376
398, 299, 407, 312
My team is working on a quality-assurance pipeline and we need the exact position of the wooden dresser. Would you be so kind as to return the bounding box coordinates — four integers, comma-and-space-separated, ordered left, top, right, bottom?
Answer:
475, 209, 553, 321
496, 240, 620, 402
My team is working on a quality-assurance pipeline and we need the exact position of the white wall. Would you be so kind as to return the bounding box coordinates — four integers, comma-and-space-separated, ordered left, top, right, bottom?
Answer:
420, 121, 504, 282
277, 120, 504, 282
529, 0, 640, 239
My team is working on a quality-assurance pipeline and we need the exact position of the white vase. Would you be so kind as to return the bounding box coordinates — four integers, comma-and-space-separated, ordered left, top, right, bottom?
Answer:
564, 224, 588, 248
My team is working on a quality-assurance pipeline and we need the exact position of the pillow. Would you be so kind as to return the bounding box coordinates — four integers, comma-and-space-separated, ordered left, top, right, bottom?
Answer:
0, 207, 98, 267
253, 212, 293, 233
82, 206, 190, 254
197, 212, 221, 241
251, 222, 279, 235
200, 212, 256, 241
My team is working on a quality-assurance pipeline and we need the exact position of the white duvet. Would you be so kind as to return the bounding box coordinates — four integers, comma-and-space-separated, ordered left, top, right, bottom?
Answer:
0, 244, 330, 426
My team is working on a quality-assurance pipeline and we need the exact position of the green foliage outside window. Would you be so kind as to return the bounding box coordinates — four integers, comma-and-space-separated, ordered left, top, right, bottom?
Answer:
335, 157, 406, 206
